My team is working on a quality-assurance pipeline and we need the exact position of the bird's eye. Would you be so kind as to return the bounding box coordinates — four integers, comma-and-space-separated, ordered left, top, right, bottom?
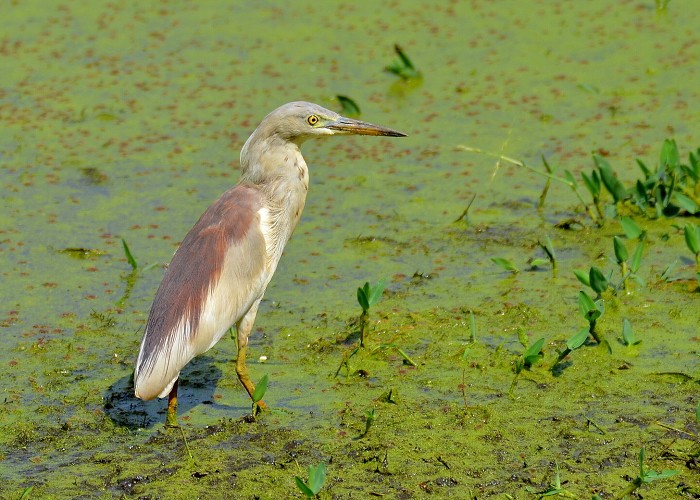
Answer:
307, 115, 319, 126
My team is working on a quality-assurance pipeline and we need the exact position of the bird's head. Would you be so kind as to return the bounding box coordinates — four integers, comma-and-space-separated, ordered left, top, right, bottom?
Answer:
257, 101, 406, 143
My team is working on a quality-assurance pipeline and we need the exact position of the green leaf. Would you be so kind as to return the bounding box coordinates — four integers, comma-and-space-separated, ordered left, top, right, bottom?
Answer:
594, 154, 627, 202
642, 469, 680, 483
630, 241, 644, 273
563, 169, 577, 187
567, 326, 590, 350
659, 138, 680, 171
613, 236, 628, 264
621, 319, 640, 346
307, 462, 327, 495
674, 193, 699, 214
578, 291, 602, 322
121, 238, 138, 270
523, 337, 545, 367
357, 284, 370, 311
295, 476, 315, 497
684, 224, 700, 255
573, 269, 590, 286
252, 374, 268, 404
337, 95, 361, 117
367, 278, 387, 308
581, 171, 600, 197
491, 257, 519, 273
589, 267, 609, 294
530, 258, 550, 267
619, 216, 643, 240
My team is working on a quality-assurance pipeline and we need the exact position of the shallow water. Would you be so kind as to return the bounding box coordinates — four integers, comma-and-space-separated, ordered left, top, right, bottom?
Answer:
1, 1, 699, 498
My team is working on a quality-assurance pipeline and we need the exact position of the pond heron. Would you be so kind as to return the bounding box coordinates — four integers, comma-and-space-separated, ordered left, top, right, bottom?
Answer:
134, 101, 406, 426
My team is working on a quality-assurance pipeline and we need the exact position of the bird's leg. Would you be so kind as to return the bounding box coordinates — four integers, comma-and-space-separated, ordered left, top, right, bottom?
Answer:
165, 379, 179, 428
235, 300, 266, 409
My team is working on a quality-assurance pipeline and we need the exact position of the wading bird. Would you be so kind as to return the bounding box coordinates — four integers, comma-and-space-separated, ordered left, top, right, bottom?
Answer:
134, 101, 406, 426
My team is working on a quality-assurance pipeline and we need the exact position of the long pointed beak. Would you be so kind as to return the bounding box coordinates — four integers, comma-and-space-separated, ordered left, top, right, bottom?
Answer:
325, 116, 407, 137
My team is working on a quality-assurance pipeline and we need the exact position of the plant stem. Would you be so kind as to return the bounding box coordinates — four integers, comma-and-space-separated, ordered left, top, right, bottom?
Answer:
360, 309, 369, 347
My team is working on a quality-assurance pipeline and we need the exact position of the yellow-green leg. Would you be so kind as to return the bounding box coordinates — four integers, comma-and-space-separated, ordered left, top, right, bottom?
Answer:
236, 342, 266, 409
165, 379, 179, 428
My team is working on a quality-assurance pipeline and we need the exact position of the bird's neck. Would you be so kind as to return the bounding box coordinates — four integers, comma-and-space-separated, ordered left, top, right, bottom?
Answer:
239, 139, 309, 257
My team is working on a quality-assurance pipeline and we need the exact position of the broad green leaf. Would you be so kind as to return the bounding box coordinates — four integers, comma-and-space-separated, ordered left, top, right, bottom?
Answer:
252, 374, 268, 403
642, 469, 680, 483
659, 138, 680, 171
613, 236, 628, 263
523, 337, 545, 366
581, 171, 600, 197
367, 278, 387, 307
308, 462, 327, 494
530, 258, 550, 267
337, 95, 361, 116
491, 257, 519, 273
674, 193, 699, 214
630, 241, 644, 273
357, 284, 370, 311
295, 477, 314, 497
685, 224, 700, 255
573, 269, 590, 286
589, 267, 609, 294
619, 216, 643, 240
621, 319, 640, 346
594, 154, 627, 202
567, 326, 590, 350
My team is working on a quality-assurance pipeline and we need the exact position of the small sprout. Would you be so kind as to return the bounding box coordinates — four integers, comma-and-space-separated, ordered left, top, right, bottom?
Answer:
511, 337, 545, 396
538, 155, 555, 209
358, 408, 377, 439
615, 447, 679, 499
251, 374, 268, 416
620, 319, 641, 346
357, 279, 387, 347
384, 44, 421, 80
527, 461, 576, 498
538, 234, 557, 269
492, 257, 519, 274
295, 462, 327, 498
121, 238, 138, 270
336, 95, 360, 117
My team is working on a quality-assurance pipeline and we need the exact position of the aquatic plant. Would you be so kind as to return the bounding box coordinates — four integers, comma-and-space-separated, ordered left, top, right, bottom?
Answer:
550, 326, 589, 370
385, 44, 421, 80
358, 408, 377, 439
336, 95, 360, 117
577, 290, 604, 343
619, 318, 641, 346
121, 238, 138, 270
613, 236, 645, 292
251, 374, 268, 417
295, 462, 327, 498
491, 257, 519, 274
615, 447, 679, 499
510, 336, 545, 395
357, 278, 386, 347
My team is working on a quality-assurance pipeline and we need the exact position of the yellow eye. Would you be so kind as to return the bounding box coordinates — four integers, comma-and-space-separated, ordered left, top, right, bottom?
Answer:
307, 115, 319, 126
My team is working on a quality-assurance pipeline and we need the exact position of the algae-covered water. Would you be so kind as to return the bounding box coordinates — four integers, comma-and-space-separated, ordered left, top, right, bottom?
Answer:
1, 1, 699, 498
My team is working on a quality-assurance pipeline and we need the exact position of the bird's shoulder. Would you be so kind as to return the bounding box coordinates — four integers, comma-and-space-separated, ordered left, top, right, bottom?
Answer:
188, 184, 265, 244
